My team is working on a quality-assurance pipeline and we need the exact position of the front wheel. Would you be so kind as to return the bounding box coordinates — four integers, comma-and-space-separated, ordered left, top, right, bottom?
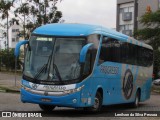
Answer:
39, 104, 56, 112
84, 92, 102, 112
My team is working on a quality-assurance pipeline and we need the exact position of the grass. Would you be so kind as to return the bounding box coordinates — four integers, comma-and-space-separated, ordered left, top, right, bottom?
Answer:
151, 85, 160, 94
0, 86, 20, 94
0, 69, 22, 76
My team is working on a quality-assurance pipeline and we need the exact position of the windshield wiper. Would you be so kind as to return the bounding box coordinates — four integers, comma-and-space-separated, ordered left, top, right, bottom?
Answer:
52, 63, 62, 82
33, 39, 62, 83
33, 55, 52, 80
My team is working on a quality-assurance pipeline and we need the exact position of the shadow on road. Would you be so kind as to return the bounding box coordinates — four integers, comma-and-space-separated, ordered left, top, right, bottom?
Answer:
34, 103, 149, 117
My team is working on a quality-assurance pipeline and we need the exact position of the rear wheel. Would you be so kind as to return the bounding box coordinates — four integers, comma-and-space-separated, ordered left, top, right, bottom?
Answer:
132, 90, 140, 108
39, 104, 56, 112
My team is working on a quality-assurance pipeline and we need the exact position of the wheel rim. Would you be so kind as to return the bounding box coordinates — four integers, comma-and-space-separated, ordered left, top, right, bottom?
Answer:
135, 94, 139, 106
93, 97, 99, 110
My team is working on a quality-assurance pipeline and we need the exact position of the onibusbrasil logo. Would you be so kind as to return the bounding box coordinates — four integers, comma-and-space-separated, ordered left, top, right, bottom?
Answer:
122, 69, 133, 100
1, 112, 42, 118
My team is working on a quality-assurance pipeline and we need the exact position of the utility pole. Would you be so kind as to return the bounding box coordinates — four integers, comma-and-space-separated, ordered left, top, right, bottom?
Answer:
0, 39, 3, 71
7, 12, 9, 50
24, 14, 25, 39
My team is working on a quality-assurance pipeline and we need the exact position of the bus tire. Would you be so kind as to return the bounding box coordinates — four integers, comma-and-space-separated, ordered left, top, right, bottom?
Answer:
132, 90, 140, 108
39, 104, 56, 112
84, 92, 102, 112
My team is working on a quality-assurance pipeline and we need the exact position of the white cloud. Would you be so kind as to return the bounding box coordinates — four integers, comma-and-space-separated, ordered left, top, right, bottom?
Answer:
57, 0, 116, 28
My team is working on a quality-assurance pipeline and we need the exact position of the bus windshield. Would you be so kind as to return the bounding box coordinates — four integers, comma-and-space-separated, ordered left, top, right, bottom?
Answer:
24, 36, 85, 83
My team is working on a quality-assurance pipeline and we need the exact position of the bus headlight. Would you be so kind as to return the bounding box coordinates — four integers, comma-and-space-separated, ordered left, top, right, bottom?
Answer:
63, 85, 84, 94
21, 85, 30, 91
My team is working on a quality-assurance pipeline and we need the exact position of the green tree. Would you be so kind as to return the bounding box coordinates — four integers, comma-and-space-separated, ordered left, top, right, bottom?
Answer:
14, 0, 62, 39
14, 2, 32, 39
0, 0, 13, 49
134, 10, 160, 79
0, 49, 21, 70
0, 0, 14, 71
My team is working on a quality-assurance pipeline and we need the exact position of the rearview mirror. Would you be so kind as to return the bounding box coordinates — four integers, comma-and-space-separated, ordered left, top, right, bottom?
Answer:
79, 43, 93, 63
14, 40, 29, 57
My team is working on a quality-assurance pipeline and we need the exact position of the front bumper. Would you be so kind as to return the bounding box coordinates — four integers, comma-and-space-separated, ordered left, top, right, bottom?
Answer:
20, 88, 82, 108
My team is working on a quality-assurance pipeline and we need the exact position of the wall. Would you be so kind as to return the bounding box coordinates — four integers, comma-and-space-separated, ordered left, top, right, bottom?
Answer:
117, 0, 134, 4
117, 0, 135, 36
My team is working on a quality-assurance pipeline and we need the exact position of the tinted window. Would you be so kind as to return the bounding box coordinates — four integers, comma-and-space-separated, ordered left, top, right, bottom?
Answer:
137, 47, 153, 67
121, 42, 129, 64
99, 37, 153, 67
99, 37, 121, 63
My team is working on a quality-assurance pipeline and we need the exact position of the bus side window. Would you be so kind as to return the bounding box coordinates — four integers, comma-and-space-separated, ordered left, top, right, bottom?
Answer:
137, 47, 153, 67
98, 37, 107, 64
83, 52, 91, 75
83, 48, 97, 75
98, 37, 121, 64
121, 42, 129, 64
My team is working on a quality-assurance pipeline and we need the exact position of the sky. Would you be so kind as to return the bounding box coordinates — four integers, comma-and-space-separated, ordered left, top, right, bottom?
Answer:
1, 0, 117, 48
0, 0, 117, 29
57, 0, 117, 29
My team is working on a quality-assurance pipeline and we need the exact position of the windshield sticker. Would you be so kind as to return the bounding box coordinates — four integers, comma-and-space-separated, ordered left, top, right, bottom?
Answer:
100, 65, 119, 75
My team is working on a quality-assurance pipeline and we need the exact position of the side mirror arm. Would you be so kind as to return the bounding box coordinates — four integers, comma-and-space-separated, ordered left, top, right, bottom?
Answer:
14, 40, 29, 58
79, 43, 94, 63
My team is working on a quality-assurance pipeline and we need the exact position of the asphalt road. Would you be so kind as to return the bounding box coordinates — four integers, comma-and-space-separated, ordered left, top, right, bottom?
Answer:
0, 92, 160, 120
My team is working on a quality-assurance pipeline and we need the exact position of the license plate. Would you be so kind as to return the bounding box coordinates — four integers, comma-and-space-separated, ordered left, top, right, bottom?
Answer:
41, 98, 51, 102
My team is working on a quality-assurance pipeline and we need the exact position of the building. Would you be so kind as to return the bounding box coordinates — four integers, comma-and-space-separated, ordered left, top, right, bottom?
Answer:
0, 25, 6, 49
116, 0, 159, 36
0, 23, 23, 49
8, 23, 22, 48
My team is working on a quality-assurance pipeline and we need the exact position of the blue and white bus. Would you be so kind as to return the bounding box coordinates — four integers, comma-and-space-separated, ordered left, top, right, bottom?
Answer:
15, 23, 153, 112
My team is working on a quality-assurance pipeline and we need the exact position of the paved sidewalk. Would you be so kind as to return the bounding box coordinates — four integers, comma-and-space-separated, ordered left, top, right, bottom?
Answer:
0, 72, 22, 92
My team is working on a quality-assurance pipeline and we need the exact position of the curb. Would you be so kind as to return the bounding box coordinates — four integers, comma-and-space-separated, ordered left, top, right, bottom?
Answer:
153, 90, 160, 94
0, 86, 20, 93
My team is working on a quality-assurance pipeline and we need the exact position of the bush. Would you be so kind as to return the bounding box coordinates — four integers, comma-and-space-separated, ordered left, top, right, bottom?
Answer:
0, 48, 21, 70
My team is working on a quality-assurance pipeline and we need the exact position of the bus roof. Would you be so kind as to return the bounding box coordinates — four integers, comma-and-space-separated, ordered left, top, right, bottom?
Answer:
33, 23, 126, 37
33, 23, 153, 50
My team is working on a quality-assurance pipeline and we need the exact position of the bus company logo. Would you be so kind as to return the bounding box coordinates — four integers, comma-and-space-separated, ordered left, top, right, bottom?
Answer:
122, 69, 133, 100
32, 83, 39, 90
100, 65, 119, 75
